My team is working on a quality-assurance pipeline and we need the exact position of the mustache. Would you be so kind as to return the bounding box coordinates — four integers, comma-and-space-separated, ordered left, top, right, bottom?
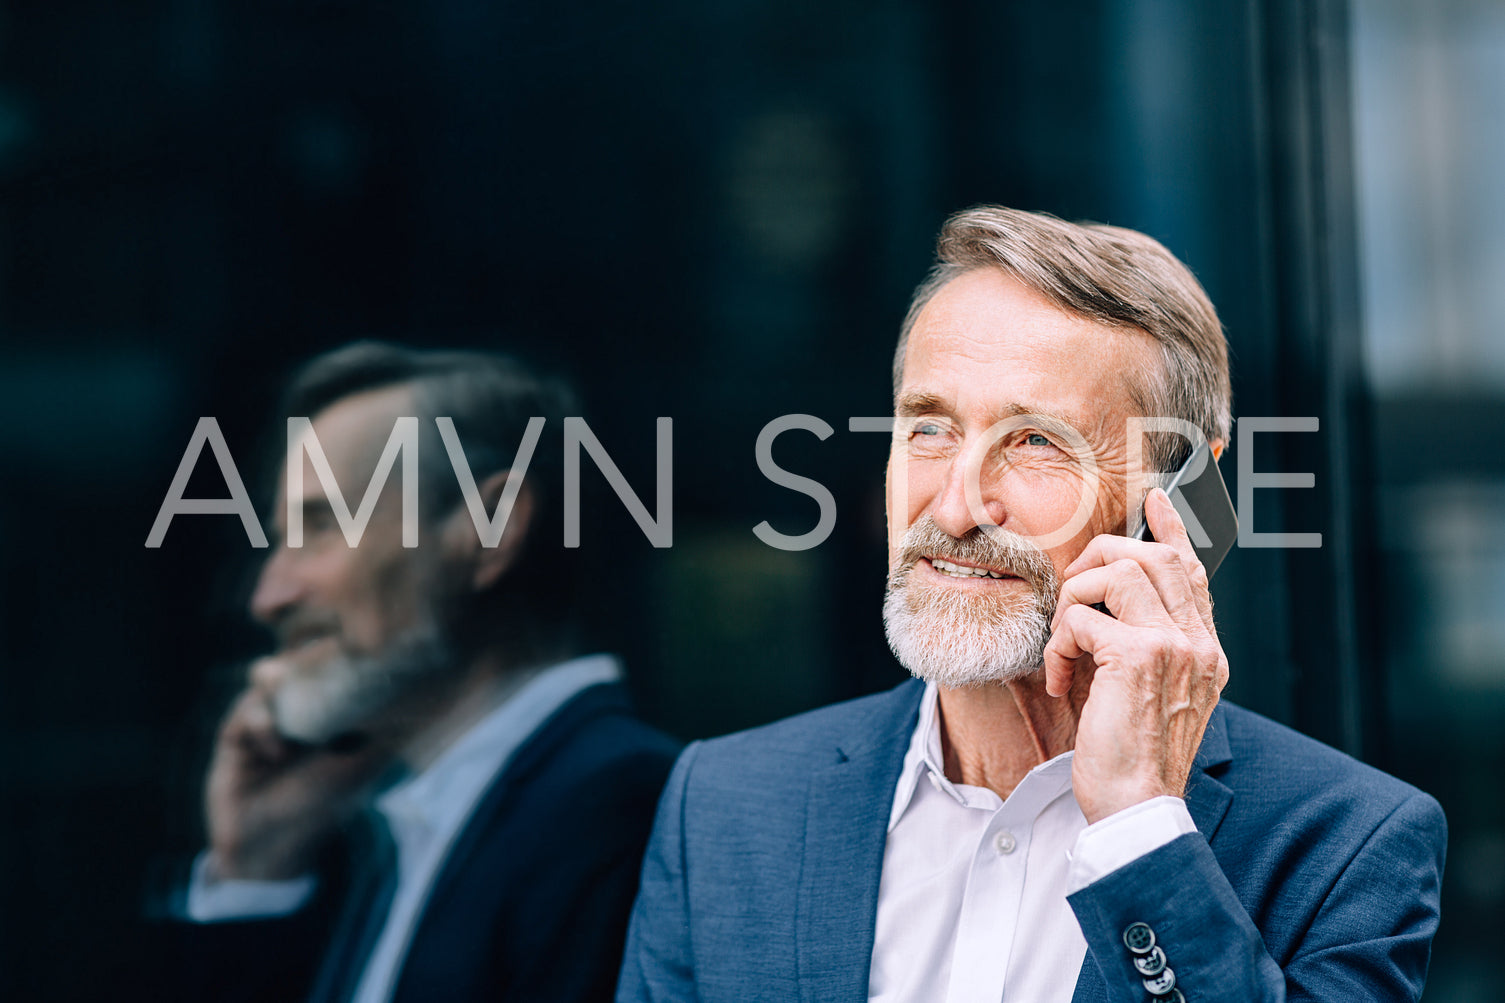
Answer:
269, 610, 342, 650
889, 517, 1058, 592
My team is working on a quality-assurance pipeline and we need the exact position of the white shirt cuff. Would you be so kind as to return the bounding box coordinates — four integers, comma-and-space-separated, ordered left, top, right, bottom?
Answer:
184, 851, 318, 922
1065, 795, 1197, 895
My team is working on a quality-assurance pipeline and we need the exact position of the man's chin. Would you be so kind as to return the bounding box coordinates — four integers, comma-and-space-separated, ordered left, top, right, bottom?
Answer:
882, 587, 1051, 689
883, 613, 1049, 687
268, 626, 454, 746
269, 656, 396, 746
271, 681, 372, 746
893, 652, 1044, 690
927, 662, 1045, 689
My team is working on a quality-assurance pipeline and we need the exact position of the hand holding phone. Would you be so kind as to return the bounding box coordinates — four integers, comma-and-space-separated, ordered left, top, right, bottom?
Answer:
1087, 441, 1236, 619
1042, 446, 1234, 824
203, 654, 390, 882
1132, 440, 1238, 579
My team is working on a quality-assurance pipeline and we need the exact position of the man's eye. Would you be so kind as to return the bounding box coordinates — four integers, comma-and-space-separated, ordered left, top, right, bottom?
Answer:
913, 422, 945, 437
1024, 433, 1052, 447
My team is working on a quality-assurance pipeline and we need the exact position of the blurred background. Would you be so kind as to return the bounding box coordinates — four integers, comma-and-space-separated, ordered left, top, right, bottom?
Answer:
0, 0, 1500, 998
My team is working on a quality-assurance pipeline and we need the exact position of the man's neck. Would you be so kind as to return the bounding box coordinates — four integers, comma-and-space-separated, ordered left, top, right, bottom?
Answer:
936, 660, 1094, 800
390, 645, 575, 773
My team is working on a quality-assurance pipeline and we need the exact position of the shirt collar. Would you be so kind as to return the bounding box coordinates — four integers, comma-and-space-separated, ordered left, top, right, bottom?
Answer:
376, 654, 622, 847
888, 681, 1076, 833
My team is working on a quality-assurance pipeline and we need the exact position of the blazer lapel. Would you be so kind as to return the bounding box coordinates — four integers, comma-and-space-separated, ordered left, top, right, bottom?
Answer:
796, 680, 922, 1003
1069, 702, 1235, 1003
393, 682, 631, 1002
418, 682, 631, 909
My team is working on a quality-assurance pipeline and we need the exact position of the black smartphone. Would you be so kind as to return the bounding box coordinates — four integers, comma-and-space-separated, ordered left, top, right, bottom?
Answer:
1135, 440, 1238, 579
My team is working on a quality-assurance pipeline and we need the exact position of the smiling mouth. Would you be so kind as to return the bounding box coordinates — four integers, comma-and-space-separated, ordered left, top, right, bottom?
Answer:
278, 627, 339, 652
925, 558, 1019, 580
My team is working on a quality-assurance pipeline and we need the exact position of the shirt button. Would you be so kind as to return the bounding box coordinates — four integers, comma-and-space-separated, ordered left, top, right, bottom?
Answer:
994, 830, 1017, 854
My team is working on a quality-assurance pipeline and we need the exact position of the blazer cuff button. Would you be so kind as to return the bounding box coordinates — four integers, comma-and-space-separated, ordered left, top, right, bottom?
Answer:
1122, 921, 1155, 954
1142, 966, 1176, 996
1132, 946, 1167, 977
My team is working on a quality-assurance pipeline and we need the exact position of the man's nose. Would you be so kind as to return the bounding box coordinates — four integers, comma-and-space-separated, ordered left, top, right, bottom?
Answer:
928, 447, 1007, 540
249, 546, 303, 626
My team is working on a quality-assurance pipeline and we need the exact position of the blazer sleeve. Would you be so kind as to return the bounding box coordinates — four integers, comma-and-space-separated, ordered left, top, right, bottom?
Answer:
138, 846, 344, 1003
1066, 791, 1447, 1002
617, 741, 702, 1003
143, 895, 334, 1003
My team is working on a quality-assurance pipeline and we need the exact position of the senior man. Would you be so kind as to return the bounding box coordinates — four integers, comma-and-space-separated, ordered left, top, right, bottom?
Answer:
168, 342, 679, 1003
618, 207, 1445, 1001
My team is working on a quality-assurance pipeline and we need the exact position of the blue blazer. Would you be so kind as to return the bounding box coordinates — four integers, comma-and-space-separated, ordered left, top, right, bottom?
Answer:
618, 679, 1445, 1002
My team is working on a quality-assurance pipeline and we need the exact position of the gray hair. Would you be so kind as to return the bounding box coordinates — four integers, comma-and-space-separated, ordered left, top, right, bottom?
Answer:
895, 207, 1231, 468
282, 340, 578, 515
279, 340, 582, 634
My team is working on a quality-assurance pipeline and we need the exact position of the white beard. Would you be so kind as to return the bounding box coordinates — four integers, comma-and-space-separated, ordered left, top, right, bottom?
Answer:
271, 622, 453, 745
882, 519, 1060, 688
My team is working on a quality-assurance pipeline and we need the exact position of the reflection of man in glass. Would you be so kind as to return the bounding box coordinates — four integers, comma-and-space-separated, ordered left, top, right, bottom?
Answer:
177, 342, 678, 1003
619, 207, 1446, 1002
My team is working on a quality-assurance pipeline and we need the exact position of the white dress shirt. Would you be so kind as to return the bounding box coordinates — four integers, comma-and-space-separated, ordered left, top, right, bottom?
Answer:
868, 682, 1196, 1003
187, 653, 623, 1003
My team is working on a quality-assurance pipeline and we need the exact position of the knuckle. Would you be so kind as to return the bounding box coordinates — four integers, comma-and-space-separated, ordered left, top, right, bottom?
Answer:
1127, 631, 1162, 663
1140, 625, 1190, 662
227, 689, 261, 723
1209, 644, 1230, 671
1063, 603, 1095, 629
248, 656, 285, 690
1113, 558, 1147, 585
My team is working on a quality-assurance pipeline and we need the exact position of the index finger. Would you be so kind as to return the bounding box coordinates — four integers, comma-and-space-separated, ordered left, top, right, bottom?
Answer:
1137, 487, 1216, 630
1142, 487, 1197, 564
218, 686, 293, 764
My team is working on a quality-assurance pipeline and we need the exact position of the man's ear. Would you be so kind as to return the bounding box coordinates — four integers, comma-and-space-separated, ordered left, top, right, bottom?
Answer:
442, 469, 535, 593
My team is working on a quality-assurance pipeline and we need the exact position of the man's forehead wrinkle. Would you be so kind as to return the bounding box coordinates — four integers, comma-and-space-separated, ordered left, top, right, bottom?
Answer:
900, 271, 1155, 454
308, 385, 416, 488
896, 390, 952, 416
997, 400, 1078, 429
